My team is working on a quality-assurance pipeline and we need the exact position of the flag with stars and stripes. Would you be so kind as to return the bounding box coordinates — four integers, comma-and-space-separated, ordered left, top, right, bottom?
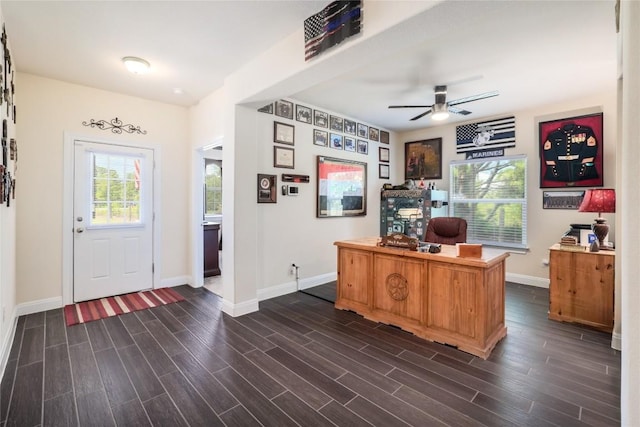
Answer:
304, 1, 362, 61
456, 116, 516, 154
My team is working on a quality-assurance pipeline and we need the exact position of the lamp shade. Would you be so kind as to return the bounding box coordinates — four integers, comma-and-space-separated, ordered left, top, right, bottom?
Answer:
578, 188, 615, 216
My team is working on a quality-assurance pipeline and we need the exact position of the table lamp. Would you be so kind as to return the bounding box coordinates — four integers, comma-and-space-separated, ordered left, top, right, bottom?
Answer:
578, 188, 616, 251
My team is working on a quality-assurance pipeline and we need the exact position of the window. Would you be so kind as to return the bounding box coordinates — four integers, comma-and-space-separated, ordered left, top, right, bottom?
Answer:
205, 160, 222, 215
91, 152, 141, 225
450, 155, 527, 249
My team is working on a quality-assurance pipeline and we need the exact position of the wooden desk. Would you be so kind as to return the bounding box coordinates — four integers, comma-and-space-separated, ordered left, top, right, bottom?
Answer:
334, 237, 509, 359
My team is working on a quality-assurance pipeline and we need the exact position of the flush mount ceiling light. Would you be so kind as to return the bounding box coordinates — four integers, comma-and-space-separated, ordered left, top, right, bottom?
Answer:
122, 56, 150, 75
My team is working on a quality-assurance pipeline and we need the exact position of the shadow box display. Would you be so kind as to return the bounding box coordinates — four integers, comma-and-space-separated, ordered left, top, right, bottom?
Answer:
317, 156, 367, 218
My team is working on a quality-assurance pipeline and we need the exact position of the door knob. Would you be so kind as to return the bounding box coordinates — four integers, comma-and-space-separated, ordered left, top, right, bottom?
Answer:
76, 227, 84, 233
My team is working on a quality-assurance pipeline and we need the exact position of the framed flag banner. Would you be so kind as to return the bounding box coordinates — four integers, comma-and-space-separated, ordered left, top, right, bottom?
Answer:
304, 1, 362, 61
539, 112, 603, 188
405, 138, 442, 180
456, 116, 516, 155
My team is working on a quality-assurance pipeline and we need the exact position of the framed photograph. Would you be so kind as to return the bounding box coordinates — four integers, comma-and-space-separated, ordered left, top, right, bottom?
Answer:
357, 123, 369, 139
539, 112, 603, 188
369, 127, 379, 142
274, 146, 295, 169
274, 121, 295, 145
344, 119, 356, 135
313, 129, 328, 147
344, 136, 356, 152
317, 156, 367, 218
296, 104, 312, 124
405, 138, 442, 180
257, 103, 273, 114
330, 115, 344, 132
380, 130, 390, 144
357, 139, 368, 155
379, 147, 390, 163
275, 100, 293, 119
330, 133, 343, 150
542, 190, 585, 209
257, 174, 277, 203
379, 164, 390, 179
314, 110, 328, 128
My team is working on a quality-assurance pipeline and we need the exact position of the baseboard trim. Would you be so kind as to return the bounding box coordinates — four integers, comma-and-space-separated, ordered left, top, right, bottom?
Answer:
16, 296, 63, 316
611, 331, 622, 351
298, 272, 337, 290
0, 308, 18, 383
257, 281, 297, 301
159, 276, 191, 289
506, 273, 549, 288
221, 298, 259, 317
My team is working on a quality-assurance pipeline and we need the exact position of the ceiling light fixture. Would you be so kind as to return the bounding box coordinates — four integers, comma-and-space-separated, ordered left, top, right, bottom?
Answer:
122, 56, 151, 75
431, 103, 450, 121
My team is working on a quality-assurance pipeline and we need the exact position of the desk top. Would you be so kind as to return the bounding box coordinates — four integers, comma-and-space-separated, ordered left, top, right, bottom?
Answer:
549, 243, 615, 256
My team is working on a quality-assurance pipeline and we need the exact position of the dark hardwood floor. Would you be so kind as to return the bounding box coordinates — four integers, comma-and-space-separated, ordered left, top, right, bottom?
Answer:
0, 282, 620, 426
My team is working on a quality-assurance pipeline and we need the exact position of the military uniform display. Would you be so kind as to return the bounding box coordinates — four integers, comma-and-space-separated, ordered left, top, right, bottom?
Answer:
543, 123, 599, 182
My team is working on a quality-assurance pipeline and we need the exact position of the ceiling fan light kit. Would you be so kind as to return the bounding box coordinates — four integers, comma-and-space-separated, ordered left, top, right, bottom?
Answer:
431, 103, 449, 121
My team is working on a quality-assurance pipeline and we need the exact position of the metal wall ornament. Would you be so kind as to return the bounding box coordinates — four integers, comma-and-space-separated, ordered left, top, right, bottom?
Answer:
82, 117, 148, 135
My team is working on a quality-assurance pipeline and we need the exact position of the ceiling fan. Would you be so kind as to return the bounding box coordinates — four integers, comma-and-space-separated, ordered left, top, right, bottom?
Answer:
388, 85, 499, 121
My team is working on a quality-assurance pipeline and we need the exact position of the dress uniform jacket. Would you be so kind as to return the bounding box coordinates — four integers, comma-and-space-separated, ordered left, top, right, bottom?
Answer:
543, 123, 599, 182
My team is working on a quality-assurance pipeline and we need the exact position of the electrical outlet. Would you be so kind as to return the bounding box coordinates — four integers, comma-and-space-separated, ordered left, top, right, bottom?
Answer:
289, 263, 297, 275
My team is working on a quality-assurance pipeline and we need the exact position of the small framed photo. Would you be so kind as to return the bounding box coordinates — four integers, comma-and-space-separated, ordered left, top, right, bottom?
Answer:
314, 110, 328, 128
379, 147, 390, 163
379, 164, 390, 179
313, 129, 328, 147
330, 115, 344, 132
257, 174, 277, 203
274, 146, 295, 169
380, 130, 390, 144
344, 136, 356, 152
369, 127, 379, 142
344, 119, 356, 135
274, 121, 295, 145
330, 133, 343, 150
275, 100, 294, 119
357, 123, 369, 139
257, 103, 273, 114
296, 104, 312, 124
357, 139, 368, 155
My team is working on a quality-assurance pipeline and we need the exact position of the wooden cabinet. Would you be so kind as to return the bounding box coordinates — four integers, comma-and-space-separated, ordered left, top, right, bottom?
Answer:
204, 223, 221, 277
548, 244, 614, 332
337, 248, 371, 311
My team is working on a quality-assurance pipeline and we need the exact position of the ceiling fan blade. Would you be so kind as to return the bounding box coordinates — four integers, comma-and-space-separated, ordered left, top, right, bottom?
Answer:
448, 90, 499, 107
410, 109, 432, 121
388, 105, 431, 109
448, 106, 472, 115
434, 85, 447, 106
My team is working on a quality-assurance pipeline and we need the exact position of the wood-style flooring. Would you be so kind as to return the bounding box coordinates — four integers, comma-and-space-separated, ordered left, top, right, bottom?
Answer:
1, 282, 620, 426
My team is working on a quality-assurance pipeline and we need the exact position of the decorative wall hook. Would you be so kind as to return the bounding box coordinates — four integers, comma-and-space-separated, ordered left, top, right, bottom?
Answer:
82, 117, 147, 135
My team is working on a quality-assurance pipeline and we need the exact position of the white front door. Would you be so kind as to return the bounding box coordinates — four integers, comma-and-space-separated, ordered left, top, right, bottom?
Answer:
73, 140, 154, 302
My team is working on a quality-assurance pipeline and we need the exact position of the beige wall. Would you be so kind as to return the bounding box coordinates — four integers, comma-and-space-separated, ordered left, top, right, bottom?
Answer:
15, 73, 190, 304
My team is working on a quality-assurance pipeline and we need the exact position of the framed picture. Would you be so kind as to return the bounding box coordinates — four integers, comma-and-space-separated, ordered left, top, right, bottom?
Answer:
296, 104, 312, 124
317, 156, 367, 218
357, 139, 368, 155
274, 146, 295, 169
380, 130, 390, 144
539, 112, 603, 188
330, 133, 343, 150
330, 115, 343, 132
257, 103, 273, 114
542, 190, 585, 209
275, 100, 293, 119
313, 129, 328, 147
357, 123, 369, 139
257, 174, 277, 203
344, 119, 356, 135
405, 138, 442, 180
274, 121, 295, 145
379, 164, 390, 179
369, 127, 379, 142
314, 110, 328, 128
379, 147, 390, 163
344, 136, 356, 152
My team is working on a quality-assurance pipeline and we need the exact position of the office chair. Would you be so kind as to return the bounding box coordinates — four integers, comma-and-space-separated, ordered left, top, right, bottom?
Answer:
425, 217, 467, 245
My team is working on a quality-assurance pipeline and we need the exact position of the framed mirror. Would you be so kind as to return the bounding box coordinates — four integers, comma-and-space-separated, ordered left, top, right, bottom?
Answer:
317, 155, 367, 218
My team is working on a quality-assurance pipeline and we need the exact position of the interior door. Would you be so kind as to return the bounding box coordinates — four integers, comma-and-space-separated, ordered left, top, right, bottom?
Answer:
73, 140, 154, 302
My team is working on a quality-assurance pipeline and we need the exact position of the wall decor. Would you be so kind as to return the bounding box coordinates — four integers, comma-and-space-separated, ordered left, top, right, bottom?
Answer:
257, 103, 273, 114
456, 116, 515, 154
344, 136, 356, 152
330, 133, 343, 150
9, 138, 16, 161
281, 173, 310, 183
379, 147, 389, 163
275, 100, 293, 119
304, 0, 362, 61
369, 127, 379, 142
82, 117, 148, 135
405, 138, 442, 180
257, 174, 277, 203
380, 130, 390, 144
274, 146, 295, 169
539, 112, 603, 188
273, 121, 295, 145
295, 104, 312, 123
317, 155, 367, 218
313, 129, 328, 146
330, 115, 343, 132
379, 164, 390, 179
357, 139, 368, 155
344, 119, 356, 135
314, 110, 328, 128
357, 123, 369, 139
542, 190, 585, 209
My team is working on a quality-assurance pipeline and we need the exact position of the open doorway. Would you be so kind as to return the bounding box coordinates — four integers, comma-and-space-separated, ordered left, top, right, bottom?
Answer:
202, 145, 223, 296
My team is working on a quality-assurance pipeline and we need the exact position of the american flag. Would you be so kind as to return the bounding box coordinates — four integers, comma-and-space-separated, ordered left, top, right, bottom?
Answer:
304, 1, 361, 61
456, 116, 516, 154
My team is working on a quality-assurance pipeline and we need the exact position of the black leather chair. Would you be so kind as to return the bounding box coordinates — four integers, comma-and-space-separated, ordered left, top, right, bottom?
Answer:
425, 217, 467, 245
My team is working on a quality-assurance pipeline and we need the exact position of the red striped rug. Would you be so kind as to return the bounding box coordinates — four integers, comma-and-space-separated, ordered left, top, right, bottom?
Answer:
64, 287, 185, 327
